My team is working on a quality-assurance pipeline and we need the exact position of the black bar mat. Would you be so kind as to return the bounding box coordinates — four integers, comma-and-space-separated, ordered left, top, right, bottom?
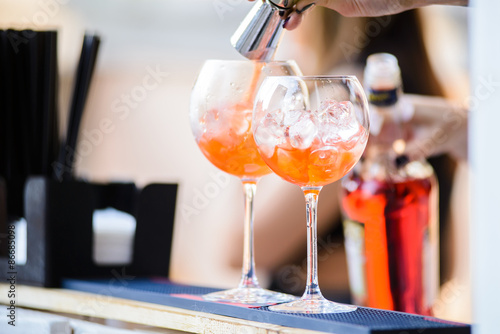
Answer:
62, 278, 471, 334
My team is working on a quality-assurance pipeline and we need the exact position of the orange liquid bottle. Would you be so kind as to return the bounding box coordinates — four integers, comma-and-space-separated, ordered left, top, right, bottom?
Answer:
340, 53, 439, 315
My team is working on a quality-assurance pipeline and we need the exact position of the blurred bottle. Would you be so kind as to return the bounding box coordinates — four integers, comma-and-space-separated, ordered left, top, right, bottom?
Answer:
340, 53, 439, 316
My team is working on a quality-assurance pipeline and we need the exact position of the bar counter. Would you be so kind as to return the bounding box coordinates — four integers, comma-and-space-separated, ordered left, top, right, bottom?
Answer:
0, 279, 471, 333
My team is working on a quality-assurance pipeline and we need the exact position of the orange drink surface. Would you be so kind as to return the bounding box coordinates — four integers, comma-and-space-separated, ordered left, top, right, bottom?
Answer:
261, 137, 365, 187
196, 103, 271, 180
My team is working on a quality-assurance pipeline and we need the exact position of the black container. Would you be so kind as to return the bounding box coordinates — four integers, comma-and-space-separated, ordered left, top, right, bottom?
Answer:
0, 176, 177, 287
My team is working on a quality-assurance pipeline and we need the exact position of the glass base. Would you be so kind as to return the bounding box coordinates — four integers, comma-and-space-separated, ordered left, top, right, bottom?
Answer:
203, 287, 297, 305
268, 296, 357, 314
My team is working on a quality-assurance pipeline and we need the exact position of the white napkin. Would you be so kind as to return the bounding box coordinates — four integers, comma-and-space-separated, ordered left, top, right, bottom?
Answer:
92, 207, 136, 265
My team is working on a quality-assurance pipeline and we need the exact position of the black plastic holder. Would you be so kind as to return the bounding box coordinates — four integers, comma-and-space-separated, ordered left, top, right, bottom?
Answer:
0, 176, 178, 287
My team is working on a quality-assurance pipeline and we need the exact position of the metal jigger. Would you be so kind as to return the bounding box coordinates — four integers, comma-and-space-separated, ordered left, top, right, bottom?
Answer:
231, 0, 297, 61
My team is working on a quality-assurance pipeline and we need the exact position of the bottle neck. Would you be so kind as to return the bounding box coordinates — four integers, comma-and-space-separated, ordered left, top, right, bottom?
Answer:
366, 85, 408, 150
356, 53, 432, 179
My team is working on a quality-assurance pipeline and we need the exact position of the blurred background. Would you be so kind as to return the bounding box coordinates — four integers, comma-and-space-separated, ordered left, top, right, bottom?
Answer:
0, 0, 470, 317
1, 0, 259, 289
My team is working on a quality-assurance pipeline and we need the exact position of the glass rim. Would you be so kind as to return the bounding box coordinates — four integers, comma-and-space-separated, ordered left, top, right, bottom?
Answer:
262, 75, 360, 81
200, 59, 299, 65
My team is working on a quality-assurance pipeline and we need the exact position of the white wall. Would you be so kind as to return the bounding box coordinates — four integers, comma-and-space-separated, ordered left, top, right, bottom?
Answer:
469, 0, 500, 333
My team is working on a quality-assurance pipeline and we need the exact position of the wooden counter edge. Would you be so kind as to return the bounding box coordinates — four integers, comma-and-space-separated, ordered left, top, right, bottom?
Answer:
0, 284, 324, 334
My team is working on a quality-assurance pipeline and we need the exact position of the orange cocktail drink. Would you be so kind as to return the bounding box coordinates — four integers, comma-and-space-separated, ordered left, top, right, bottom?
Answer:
189, 60, 302, 305
254, 100, 368, 188
261, 128, 366, 187
196, 103, 270, 180
252, 76, 370, 314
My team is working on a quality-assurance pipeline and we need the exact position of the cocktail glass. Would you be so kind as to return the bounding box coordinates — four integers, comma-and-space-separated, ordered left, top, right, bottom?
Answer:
252, 76, 370, 313
189, 59, 302, 304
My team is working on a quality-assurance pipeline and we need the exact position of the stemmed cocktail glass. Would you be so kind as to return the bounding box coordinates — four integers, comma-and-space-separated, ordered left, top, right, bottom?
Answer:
189, 59, 301, 304
252, 76, 370, 313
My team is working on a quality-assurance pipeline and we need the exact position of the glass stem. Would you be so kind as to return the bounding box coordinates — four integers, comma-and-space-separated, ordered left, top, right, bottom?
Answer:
238, 180, 260, 289
302, 187, 323, 299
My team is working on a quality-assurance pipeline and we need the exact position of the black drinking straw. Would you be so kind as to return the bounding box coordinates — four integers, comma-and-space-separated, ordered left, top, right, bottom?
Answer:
27, 30, 41, 174
13, 30, 32, 177
0, 31, 8, 179
40, 31, 58, 176
10, 30, 33, 217
13, 30, 27, 212
55, 33, 100, 180
1, 31, 15, 182
1, 30, 23, 216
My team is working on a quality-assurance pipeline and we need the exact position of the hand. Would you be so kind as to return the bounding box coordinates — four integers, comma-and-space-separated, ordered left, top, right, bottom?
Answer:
248, 0, 468, 30
403, 94, 468, 161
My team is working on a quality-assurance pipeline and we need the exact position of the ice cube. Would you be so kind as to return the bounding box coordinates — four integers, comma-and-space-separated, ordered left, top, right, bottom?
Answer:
317, 100, 362, 146
318, 117, 341, 146
340, 132, 361, 151
201, 108, 223, 139
283, 109, 302, 127
340, 126, 369, 151
223, 105, 252, 136
254, 114, 282, 158
319, 99, 340, 116
310, 146, 339, 166
322, 100, 354, 127
283, 93, 307, 115
269, 108, 284, 125
203, 108, 220, 127
199, 104, 253, 147
289, 112, 318, 150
